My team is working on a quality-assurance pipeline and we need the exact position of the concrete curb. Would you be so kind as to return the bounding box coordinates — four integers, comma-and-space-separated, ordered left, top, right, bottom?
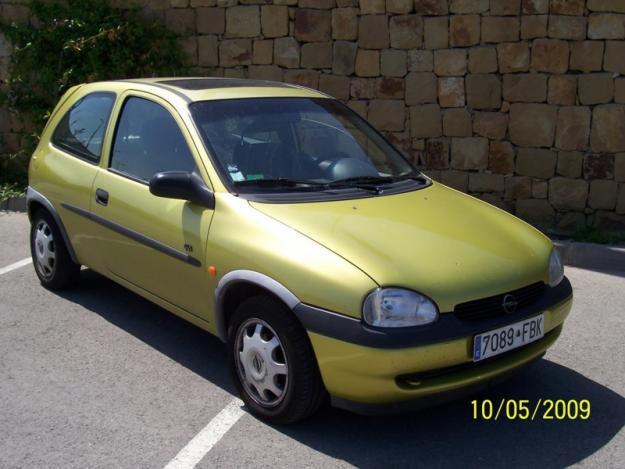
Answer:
555, 240, 625, 272
0, 196, 27, 213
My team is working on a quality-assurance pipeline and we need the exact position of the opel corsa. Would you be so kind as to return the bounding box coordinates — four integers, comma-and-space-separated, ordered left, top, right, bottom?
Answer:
27, 78, 573, 423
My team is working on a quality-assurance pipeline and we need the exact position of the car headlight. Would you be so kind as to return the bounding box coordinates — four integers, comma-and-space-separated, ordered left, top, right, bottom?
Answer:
363, 288, 439, 327
549, 249, 564, 287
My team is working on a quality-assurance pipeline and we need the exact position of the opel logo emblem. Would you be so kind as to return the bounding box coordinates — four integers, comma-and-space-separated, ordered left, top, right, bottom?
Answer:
502, 294, 518, 314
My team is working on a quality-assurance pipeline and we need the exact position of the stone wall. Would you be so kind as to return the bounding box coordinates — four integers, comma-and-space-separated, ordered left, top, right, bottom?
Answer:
2, 0, 625, 233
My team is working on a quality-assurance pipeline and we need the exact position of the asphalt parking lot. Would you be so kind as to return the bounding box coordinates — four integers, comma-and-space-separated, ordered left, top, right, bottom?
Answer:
1, 211, 624, 469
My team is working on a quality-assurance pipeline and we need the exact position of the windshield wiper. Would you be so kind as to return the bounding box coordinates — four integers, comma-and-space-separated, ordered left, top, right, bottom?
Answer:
233, 178, 326, 191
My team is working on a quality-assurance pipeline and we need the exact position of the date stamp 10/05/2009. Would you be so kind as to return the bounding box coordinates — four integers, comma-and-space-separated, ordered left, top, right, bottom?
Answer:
471, 399, 591, 421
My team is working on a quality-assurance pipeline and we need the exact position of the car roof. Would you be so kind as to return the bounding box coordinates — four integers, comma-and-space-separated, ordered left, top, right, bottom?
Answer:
101, 77, 329, 103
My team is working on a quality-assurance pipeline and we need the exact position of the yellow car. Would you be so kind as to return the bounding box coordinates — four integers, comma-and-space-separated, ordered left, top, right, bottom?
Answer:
27, 78, 572, 423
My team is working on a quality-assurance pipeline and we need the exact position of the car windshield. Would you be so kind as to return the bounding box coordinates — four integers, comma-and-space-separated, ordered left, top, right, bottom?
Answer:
190, 97, 419, 192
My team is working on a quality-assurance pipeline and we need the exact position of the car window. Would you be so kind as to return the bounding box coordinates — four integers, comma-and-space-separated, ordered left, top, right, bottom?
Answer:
51, 92, 116, 162
110, 97, 196, 182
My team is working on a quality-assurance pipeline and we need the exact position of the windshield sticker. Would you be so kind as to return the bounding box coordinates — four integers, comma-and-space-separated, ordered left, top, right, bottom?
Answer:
246, 174, 264, 181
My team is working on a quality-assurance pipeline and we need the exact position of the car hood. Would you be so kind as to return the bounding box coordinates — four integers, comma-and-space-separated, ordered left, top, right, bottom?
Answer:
249, 183, 552, 313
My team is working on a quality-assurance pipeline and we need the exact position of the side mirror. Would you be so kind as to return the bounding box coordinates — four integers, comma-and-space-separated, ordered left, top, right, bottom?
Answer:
149, 171, 215, 209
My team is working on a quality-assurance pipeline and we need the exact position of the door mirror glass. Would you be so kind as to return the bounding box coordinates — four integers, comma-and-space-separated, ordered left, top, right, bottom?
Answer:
149, 171, 215, 209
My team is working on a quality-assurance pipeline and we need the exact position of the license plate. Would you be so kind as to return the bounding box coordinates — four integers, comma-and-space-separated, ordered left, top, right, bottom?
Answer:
473, 314, 544, 362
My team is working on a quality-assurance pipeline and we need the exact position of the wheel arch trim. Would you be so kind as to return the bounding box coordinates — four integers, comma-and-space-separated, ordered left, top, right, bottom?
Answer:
26, 186, 79, 264
214, 270, 300, 341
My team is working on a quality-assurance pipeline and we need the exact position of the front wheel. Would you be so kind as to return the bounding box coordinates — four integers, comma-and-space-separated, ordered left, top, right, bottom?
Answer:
30, 210, 80, 289
227, 295, 326, 424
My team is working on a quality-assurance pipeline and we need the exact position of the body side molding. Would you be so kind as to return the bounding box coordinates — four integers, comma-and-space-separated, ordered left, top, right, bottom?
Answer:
214, 270, 300, 341
26, 186, 80, 263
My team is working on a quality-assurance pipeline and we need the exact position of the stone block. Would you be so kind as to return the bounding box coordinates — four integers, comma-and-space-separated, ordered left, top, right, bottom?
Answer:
443, 109, 472, 136
361, 0, 386, 14
515, 199, 555, 227
253, 40, 273, 65
166, 8, 196, 35
377, 77, 405, 98
368, 100, 405, 131
295, 9, 332, 42
482, 17, 520, 43
440, 170, 468, 191
414, 0, 449, 15
469, 173, 505, 192
355, 49, 380, 77
450, 0, 489, 13
225, 6, 260, 38
424, 16, 449, 50
283, 69, 320, 89
548, 15, 587, 40
381, 49, 407, 77
450, 15, 480, 47
197, 7, 225, 34
617, 184, 625, 214
360, 15, 390, 49
261, 5, 288, 38
531, 39, 569, 73
505, 176, 532, 199
249, 65, 283, 82
584, 153, 615, 179
410, 104, 443, 138
521, 15, 548, 39
274, 37, 300, 68
503, 74, 547, 102
390, 15, 423, 49
332, 8, 358, 40
588, 180, 618, 210
438, 77, 465, 107
557, 151, 583, 178
579, 74, 614, 105
548, 75, 577, 105
198, 35, 218, 66
491, 0, 521, 15
350, 78, 377, 99
604, 41, 625, 74
509, 104, 557, 147
588, 14, 625, 39
497, 42, 530, 73
319, 74, 350, 100
522, 0, 548, 14
301, 42, 333, 69
473, 112, 509, 139
332, 41, 357, 75
489, 141, 515, 174
387, 0, 413, 14
616, 153, 625, 181
408, 50, 434, 72
532, 180, 548, 199
590, 105, 625, 152
570, 41, 605, 72
516, 147, 557, 178
423, 139, 451, 169
588, 0, 625, 13
466, 74, 502, 110
450, 137, 489, 170
219, 39, 252, 67
406, 72, 437, 104
551, 0, 585, 15
434, 49, 467, 76
469, 47, 498, 73
555, 107, 591, 151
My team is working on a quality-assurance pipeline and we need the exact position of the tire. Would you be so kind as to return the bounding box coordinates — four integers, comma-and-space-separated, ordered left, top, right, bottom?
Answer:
227, 295, 326, 424
30, 209, 80, 289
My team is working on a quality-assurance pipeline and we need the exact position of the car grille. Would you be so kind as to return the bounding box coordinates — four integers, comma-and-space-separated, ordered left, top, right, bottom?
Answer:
454, 282, 546, 320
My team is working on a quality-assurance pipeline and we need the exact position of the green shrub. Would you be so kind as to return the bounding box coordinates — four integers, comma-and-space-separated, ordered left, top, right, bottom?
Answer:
0, 0, 185, 186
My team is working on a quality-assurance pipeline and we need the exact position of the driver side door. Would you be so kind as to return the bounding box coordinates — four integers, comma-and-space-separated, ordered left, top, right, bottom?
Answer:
90, 92, 214, 319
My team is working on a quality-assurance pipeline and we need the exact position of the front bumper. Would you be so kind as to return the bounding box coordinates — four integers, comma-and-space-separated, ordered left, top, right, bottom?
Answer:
298, 278, 573, 407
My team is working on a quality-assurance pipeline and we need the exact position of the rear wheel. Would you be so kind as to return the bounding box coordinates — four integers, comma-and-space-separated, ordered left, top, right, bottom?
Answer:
227, 295, 326, 424
30, 210, 80, 289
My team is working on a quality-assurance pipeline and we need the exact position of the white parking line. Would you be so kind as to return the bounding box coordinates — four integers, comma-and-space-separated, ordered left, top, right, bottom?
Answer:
164, 398, 246, 469
0, 257, 32, 276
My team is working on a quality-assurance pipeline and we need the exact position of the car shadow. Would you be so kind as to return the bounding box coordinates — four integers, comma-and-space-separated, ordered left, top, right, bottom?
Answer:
58, 269, 625, 468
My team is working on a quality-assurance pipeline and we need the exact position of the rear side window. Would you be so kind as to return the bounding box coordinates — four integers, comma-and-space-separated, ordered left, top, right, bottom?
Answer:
110, 97, 196, 182
52, 92, 116, 162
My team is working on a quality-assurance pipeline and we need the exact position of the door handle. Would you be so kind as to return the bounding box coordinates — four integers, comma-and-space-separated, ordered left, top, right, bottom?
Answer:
95, 188, 109, 206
